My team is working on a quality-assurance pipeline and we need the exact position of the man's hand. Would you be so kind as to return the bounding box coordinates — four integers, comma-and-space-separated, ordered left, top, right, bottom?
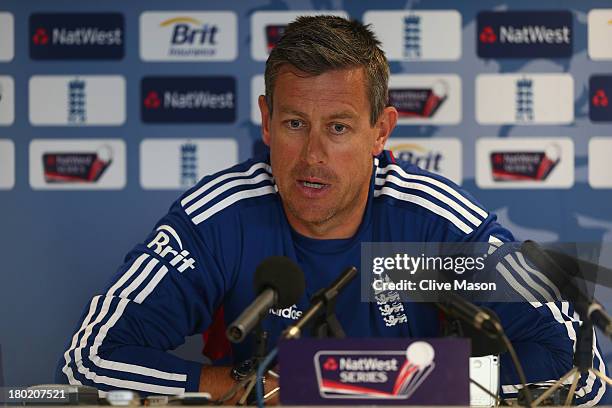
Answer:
199, 366, 279, 405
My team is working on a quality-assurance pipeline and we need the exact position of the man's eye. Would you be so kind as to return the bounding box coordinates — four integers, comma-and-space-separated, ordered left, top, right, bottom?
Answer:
330, 123, 348, 134
288, 119, 303, 129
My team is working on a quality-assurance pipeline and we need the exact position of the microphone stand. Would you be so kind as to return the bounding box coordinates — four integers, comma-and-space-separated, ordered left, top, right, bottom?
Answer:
236, 325, 269, 406
310, 286, 346, 339
284, 266, 357, 340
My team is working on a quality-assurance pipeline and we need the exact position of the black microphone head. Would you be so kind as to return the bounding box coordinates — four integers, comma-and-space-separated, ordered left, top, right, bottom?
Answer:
254, 256, 305, 308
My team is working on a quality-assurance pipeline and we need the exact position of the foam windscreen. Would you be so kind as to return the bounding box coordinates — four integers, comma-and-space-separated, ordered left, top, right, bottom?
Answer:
254, 256, 305, 308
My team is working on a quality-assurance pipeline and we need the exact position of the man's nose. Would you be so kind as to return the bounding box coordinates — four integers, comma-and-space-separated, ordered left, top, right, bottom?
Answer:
302, 128, 327, 165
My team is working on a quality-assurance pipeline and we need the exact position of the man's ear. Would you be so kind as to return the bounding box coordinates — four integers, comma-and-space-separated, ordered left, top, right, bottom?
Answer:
259, 95, 271, 146
372, 106, 398, 156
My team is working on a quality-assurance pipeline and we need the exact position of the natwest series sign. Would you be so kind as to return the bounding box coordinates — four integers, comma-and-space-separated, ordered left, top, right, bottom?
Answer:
279, 338, 469, 405
29, 13, 124, 60
477, 10, 572, 58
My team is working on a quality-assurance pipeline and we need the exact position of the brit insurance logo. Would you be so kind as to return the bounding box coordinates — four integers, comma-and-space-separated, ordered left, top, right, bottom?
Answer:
29, 139, 126, 190
386, 138, 462, 185
476, 138, 574, 189
389, 75, 461, 125
477, 10, 572, 58
29, 75, 125, 126
147, 225, 197, 273
251, 11, 348, 61
589, 75, 612, 122
0, 140, 15, 190
29, 13, 124, 60
140, 11, 237, 61
0, 13, 15, 62
141, 77, 236, 123
140, 138, 238, 190
476, 74, 573, 125
588, 9, 612, 60
0, 76, 15, 126
363, 10, 461, 61
314, 342, 435, 399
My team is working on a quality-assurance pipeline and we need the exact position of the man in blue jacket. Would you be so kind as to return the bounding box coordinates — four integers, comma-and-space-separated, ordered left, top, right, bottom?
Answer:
56, 15, 606, 405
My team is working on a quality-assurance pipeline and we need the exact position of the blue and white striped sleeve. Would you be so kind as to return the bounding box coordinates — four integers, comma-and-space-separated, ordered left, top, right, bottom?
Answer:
472, 222, 607, 405
55, 204, 228, 396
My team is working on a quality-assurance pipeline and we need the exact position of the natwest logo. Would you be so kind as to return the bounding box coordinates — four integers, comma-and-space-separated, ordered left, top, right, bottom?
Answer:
590, 75, 612, 122
30, 13, 124, 60
140, 12, 237, 61
32, 28, 49, 45
141, 77, 235, 123
480, 24, 570, 45
477, 11, 572, 58
479, 26, 496, 43
39, 26, 122, 46
143, 91, 161, 109
162, 90, 234, 109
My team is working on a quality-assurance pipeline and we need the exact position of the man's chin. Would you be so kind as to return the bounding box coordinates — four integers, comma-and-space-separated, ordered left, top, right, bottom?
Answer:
285, 203, 336, 228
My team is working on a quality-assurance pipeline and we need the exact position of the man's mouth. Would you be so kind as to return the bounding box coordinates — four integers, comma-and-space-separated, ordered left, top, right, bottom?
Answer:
302, 181, 325, 189
296, 178, 331, 195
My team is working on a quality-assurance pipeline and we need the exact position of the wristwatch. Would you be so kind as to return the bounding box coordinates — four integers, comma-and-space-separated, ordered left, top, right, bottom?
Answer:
231, 358, 256, 382
231, 359, 265, 405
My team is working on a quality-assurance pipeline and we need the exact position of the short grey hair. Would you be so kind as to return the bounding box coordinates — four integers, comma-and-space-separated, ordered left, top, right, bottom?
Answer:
264, 15, 389, 126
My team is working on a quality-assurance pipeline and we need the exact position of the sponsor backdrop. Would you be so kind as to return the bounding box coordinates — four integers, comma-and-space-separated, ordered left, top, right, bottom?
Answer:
0, 0, 610, 400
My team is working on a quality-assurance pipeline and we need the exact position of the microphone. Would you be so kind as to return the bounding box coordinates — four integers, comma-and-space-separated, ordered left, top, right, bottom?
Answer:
227, 256, 305, 343
435, 291, 504, 339
521, 240, 612, 339
283, 266, 357, 339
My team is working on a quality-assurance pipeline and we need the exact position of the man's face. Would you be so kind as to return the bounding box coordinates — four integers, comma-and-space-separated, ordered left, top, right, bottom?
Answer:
259, 66, 396, 238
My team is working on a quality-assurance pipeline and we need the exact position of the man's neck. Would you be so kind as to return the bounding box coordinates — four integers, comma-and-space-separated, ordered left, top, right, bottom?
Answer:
284, 187, 370, 240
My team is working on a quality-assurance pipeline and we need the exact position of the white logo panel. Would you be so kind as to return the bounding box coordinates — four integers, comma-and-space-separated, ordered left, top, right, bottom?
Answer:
251, 10, 348, 61
29, 76, 125, 126
476, 74, 574, 125
251, 75, 265, 125
30, 139, 126, 190
0, 139, 15, 190
389, 74, 461, 125
476, 138, 574, 189
140, 11, 237, 61
0, 13, 14, 62
363, 10, 461, 61
140, 138, 239, 190
386, 138, 462, 185
588, 9, 612, 60
0, 76, 15, 125
589, 137, 612, 188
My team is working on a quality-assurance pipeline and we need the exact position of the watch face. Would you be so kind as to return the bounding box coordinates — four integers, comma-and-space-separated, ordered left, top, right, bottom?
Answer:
232, 358, 256, 381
